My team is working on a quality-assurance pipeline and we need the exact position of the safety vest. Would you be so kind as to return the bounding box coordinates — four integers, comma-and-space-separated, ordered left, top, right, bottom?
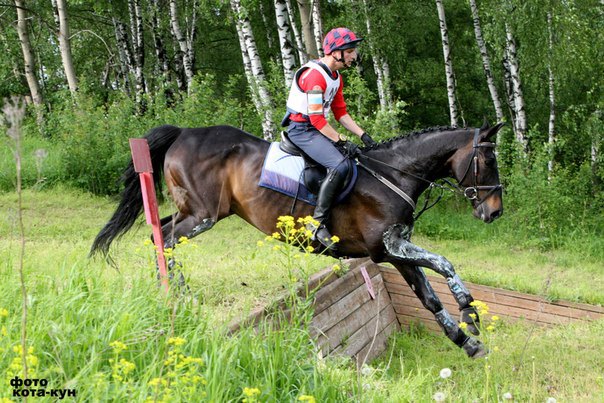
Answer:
286, 61, 341, 119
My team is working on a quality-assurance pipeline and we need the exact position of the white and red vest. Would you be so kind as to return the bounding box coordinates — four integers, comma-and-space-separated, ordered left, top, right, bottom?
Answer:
286, 61, 341, 118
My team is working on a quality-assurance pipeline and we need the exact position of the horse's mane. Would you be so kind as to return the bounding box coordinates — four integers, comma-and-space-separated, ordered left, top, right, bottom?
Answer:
362, 126, 462, 151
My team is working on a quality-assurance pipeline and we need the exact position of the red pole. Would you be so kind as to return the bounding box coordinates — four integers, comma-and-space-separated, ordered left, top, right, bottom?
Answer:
129, 138, 169, 293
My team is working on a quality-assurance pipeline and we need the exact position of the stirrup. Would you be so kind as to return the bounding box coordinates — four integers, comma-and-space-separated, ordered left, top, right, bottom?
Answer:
307, 223, 337, 250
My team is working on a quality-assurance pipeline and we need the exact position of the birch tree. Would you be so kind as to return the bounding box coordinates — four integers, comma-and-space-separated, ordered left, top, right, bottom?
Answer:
435, 0, 459, 127
362, 0, 393, 113
112, 13, 134, 96
149, 0, 170, 87
504, 22, 527, 150
230, 0, 275, 139
128, 0, 146, 107
469, 0, 503, 126
14, 0, 43, 107
311, 0, 323, 57
285, 0, 307, 63
547, 11, 556, 177
170, 0, 196, 92
51, 0, 78, 96
274, 0, 297, 87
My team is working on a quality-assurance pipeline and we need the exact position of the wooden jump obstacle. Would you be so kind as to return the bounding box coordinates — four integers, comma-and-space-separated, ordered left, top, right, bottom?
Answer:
231, 258, 603, 366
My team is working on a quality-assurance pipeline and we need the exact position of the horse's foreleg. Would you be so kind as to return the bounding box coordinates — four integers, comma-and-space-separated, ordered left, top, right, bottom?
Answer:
383, 223, 481, 336
390, 261, 486, 358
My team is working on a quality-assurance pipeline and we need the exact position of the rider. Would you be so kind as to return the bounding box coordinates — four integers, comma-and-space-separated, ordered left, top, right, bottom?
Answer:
282, 27, 377, 249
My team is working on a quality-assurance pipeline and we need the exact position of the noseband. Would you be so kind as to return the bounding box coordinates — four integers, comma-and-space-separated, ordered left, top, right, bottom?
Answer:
456, 129, 503, 206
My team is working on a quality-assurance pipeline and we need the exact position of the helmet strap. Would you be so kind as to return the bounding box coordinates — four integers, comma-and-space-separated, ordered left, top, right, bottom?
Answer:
333, 50, 347, 66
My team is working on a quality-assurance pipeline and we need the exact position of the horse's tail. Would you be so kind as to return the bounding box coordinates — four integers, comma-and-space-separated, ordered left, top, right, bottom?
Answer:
90, 125, 183, 258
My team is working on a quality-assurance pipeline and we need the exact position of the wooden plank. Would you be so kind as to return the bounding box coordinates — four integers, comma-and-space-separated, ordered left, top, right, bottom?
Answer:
388, 280, 579, 326
312, 273, 385, 334
313, 263, 380, 316
382, 266, 604, 316
313, 281, 392, 352
381, 266, 603, 325
337, 304, 398, 358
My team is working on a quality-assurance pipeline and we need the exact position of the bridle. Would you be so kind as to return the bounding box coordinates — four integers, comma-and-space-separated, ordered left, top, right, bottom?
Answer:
455, 128, 503, 207
356, 128, 503, 218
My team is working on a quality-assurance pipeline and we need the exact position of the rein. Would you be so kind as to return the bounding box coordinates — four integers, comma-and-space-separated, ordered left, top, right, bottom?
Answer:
356, 128, 503, 220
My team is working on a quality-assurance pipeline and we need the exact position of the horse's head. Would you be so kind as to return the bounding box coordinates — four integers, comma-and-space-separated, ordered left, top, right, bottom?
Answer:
449, 122, 505, 223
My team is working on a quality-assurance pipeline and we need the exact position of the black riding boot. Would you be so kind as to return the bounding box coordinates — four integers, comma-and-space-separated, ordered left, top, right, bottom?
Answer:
308, 169, 347, 249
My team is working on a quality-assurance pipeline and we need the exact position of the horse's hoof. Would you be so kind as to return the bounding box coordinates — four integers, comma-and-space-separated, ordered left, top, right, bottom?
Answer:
460, 307, 480, 336
462, 337, 488, 359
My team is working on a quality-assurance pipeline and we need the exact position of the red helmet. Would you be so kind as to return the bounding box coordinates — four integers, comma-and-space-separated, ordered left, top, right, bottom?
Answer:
322, 27, 363, 55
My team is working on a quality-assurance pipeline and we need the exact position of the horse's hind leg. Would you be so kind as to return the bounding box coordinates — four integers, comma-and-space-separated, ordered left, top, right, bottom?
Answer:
383, 224, 481, 335
157, 214, 215, 288
391, 261, 486, 358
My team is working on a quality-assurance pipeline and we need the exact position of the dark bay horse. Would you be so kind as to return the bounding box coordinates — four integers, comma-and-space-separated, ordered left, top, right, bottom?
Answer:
91, 122, 505, 358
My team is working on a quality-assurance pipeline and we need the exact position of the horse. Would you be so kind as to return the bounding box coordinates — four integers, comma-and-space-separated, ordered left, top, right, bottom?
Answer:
91, 122, 505, 358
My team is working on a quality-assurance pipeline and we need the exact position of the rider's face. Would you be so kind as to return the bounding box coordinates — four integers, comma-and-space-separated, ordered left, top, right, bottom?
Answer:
341, 48, 358, 67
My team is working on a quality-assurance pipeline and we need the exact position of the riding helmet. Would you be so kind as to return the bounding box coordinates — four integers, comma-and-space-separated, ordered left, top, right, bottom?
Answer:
322, 27, 364, 55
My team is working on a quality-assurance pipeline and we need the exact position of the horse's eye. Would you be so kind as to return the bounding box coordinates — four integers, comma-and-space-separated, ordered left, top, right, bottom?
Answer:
485, 157, 496, 167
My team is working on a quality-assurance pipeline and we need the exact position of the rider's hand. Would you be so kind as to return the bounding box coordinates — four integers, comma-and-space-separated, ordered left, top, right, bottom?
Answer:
361, 132, 377, 147
337, 140, 360, 158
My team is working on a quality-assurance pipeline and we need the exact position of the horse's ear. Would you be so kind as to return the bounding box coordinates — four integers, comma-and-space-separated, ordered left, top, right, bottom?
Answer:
480, 117, 490, 130
480, 121, 506, 142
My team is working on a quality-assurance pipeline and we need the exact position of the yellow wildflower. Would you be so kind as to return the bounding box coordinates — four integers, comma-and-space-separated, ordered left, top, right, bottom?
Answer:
330, 235, 340, 243
0, 308, 8, 317
243, 387, 261, 396
110, 340, 127, 353
491, 315, 500, 321
257, 240, 264, 247
459, 322, 468, 330
299, 395, 316, 403
167, 337, 186, 346
272, 232, 281, 239
178, 236, 189, 244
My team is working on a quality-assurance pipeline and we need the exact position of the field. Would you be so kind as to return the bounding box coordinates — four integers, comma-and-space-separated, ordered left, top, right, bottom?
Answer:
0, 188, 603, 402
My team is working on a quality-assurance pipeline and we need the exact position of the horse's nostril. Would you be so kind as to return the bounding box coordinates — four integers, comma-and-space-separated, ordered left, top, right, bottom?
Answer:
490, 209, 503, 220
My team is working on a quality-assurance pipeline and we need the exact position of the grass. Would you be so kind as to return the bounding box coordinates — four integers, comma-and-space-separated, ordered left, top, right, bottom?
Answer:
0, 188, 603, 401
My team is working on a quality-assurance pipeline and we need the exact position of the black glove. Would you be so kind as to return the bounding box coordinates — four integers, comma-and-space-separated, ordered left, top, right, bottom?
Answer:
337, 140, 360, 158
361, 132, 377, 147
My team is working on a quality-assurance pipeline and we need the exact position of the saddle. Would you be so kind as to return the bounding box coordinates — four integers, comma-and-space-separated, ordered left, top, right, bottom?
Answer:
278, 131, 356, 196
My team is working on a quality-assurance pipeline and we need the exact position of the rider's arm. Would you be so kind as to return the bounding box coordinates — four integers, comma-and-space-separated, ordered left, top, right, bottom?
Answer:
337, 114, 364, 139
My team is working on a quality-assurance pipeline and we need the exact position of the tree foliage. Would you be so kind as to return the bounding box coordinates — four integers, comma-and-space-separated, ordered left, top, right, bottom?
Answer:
1, 0, 602, 240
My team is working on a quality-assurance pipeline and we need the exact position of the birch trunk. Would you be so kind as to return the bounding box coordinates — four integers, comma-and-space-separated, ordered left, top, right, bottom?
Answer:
505, 23, 527, 150
435, 0, 459, 127
285, 0, 306, 63
149, 0, 169, 83
112, 16, 133, 96
231, 0, 275, 139
547, 11, 556, 177
502, 57, 517, 135
274, 0, 297, 87
469, 0, 503, 125
128, 0, 146, 107
362, 0, 392, 112
14, 0, 43, 107
297, 0, 318, 58
170, 0, 195, 91
311, 0, 323, 57
259, 1, 274, 49
51, 0, 78, 95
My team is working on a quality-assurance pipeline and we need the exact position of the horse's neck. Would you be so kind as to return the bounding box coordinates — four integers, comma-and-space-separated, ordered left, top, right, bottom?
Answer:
371, 129, 468, 182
